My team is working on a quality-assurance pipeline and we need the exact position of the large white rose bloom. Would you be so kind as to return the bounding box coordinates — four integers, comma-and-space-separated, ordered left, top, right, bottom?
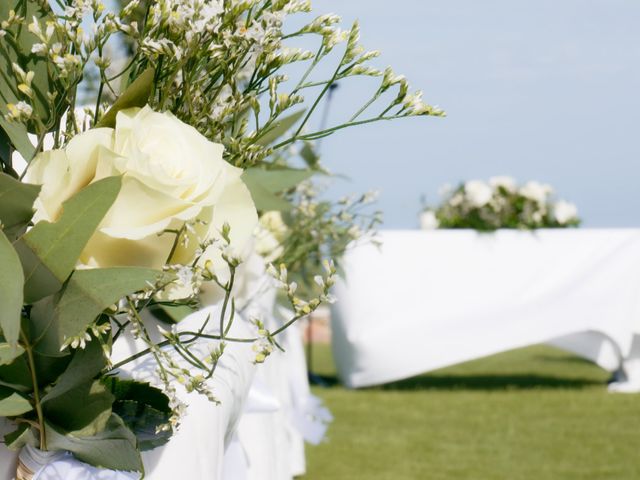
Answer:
464, 180, 493, 208
25, 106, 257, 270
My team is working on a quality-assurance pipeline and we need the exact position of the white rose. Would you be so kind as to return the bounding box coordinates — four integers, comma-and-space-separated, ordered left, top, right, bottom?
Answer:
26, 106, 257, 271
419, 210, 439, 230
553, 200, 578, 225
464, 180, 493, 208
489, 175, 516, 192
519, 181, 552, 204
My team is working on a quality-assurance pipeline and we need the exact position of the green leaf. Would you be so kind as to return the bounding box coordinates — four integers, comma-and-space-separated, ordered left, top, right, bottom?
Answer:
4, 423, 37, 451
104, 377, 172, 451
97, 67, 155, 128
0, 230, 24, 346
241, 167, 315, 212
0, 342, 24, 366
0, 114, 35, 162
0, 353, 31, 392
30, 267, 160, 355
41, 339, 105, 403
43, 379, 113, 436
0, 172, 40, 238
256, 110, 305, 146
300, 142, 321, 170
0, 123, 11, 165
15, 176, 122, 304
46, 414, 143, 472
0, 386, 32, 416
0, 1, 60, 134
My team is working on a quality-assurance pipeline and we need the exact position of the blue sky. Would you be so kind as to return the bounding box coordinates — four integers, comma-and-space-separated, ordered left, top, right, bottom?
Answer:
314, 0, 640, 228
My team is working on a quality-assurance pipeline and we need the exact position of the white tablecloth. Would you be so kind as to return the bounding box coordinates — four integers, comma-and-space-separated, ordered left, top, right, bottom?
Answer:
331, 229, 640, 388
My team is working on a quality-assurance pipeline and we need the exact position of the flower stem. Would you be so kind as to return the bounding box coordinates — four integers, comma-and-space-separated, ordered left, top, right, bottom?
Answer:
21, 330, 47, 451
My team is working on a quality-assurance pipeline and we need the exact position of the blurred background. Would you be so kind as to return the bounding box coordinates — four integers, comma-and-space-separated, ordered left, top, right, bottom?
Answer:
315, 0, 640, 228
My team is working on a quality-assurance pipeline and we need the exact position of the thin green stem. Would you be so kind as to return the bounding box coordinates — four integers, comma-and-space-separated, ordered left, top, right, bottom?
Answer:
21, 330, 47, 451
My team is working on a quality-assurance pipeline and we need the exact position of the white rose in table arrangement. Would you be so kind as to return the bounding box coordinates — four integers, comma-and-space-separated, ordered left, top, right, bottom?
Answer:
25, 106, 258, 275
519, 180, 553, 204
464, 180, 493, 208
553, 200, 579, 225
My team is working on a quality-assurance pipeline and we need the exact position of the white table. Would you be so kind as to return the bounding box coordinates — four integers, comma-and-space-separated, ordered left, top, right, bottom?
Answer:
331, 229, 640, 389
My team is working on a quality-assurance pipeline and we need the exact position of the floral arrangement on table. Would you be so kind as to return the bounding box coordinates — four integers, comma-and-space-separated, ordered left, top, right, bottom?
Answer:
420, 177, 580, 231
0, 0, 443, 476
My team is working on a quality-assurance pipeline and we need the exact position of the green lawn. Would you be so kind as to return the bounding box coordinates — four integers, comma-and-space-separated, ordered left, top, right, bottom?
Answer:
305, 344, 640, 480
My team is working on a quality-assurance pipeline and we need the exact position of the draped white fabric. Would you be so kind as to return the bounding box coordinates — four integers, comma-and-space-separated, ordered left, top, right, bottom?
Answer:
224, 309, 332, 480
331, 229, 640, 389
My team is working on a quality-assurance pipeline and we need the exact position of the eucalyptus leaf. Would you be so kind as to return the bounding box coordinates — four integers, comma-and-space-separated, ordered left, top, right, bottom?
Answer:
43, 379, 113, 437
0, 353, 31, 392
0, 386, 32, 416
0, 342, 25, 366
0, 172, 40, 238
256, 110, 305, 146
4, 423, 37, 451
243, 182, 292, 212
15, 176, 122, 304
46, 414, 143, 472
97, 67, 155, 128
41, 339, 106, 403
241, 167, 315, 212
0, 114, 34, 163
0, 125, 11, 166
30, 267, 161, 355
300, 142, 321, 169
0, 230, 24, 346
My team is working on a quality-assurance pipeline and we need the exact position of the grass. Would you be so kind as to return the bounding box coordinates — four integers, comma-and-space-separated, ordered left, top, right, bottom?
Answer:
305, 344, 640, 480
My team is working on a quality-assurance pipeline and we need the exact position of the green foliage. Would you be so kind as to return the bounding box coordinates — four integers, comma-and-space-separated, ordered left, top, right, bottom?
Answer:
30, 267, 161, 355
40, 340, 112, 436
255, 110, 306, 146
15, 176, 122, 304
0, 386, 32, 416
0, 352, 31, 391
242, 166, 315, 212
104, 377, 172, 451
96, 67, 155, 128
3, 423, 36, 451
0, 342, 24, 366
0, 230, 24, 346
0, 173, 40, 239
46, 414, 143, 472
0, 116, 34, 166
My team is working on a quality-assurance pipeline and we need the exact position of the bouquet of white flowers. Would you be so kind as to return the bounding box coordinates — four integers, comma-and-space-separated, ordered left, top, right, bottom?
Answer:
421, 177, 580, 231
0, 0, 443, 475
